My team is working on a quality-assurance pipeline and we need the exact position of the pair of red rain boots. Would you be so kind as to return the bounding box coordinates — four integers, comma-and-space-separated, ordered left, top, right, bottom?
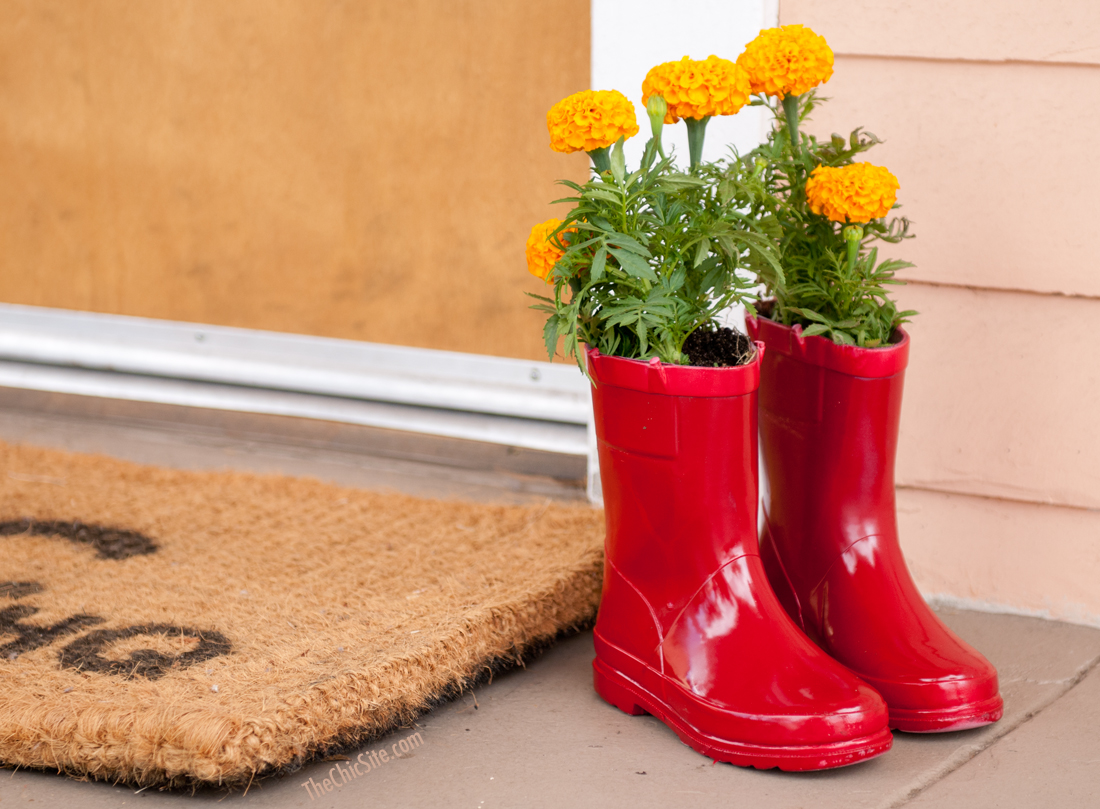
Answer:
587, 317, 1002, 772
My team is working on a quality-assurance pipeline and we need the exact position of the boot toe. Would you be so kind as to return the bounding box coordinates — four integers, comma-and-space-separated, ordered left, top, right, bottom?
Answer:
666, 673, 889, 748
813, 538, 1005, 732
859, 668, 1003, 732
594, 555, 894, 769
663, 556, 891, 748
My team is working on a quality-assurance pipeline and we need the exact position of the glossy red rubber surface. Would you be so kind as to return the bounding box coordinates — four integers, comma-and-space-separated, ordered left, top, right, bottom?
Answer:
587, 346, 891, 770
746, 315, 1004, 733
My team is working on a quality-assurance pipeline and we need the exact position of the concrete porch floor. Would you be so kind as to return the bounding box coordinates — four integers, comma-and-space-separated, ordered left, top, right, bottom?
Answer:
1, 397, 1098, 808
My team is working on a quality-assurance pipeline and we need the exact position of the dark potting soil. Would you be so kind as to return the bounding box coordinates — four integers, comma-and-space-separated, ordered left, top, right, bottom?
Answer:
682, 327, 754, 367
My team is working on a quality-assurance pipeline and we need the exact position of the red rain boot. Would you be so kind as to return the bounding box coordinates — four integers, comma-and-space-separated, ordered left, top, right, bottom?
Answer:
746, 314, 1004, 733
587, 345, 892, 771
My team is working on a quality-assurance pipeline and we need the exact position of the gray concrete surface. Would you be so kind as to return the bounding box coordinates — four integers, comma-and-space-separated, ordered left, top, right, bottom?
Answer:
3, 612, 1099, 809
2, 404, 1098, 808
908, 653, 1100, 809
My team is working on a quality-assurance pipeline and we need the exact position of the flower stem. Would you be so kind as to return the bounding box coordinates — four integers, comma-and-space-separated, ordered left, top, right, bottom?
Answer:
685, 117, 710, 169
782, 94, 801, 158
587, 147, 611, 175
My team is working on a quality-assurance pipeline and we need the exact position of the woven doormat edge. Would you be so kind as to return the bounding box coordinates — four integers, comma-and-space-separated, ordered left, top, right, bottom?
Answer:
0, 549, 604, 790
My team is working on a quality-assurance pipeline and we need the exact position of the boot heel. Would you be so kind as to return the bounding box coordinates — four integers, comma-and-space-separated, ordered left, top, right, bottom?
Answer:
593, 659, 649, 716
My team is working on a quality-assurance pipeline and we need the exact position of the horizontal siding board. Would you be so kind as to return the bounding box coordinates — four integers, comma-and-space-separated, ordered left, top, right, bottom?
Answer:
896, 283, 1100, 511
803, 56, 1100, 297
781, 0, 1100, 65
899, 487, 1100, 627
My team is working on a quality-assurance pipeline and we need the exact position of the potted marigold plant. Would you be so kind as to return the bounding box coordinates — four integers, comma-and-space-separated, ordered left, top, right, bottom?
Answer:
739, 25, 1005, 735
527, 80, 777, 368
524, 60, 896, 771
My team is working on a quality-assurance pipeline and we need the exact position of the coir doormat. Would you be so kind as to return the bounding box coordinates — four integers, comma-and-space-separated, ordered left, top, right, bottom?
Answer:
0, 441, 604, 788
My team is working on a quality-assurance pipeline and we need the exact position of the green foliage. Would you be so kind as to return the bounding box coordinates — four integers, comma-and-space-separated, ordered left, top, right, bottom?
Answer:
747, 92, 917, 346
529, 136, 783, 370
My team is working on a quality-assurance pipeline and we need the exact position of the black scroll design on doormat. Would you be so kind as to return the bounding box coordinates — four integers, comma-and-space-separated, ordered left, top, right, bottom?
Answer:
0, 590, 104, 660
59, 624, 232, 680
0, 581, 44, 600
2, 581, 232, 676
0, 519, 158, 559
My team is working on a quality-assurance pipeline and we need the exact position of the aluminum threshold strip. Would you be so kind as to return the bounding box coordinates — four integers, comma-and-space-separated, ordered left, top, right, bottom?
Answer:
0, 360, 588, 457
0, 304, 590, 425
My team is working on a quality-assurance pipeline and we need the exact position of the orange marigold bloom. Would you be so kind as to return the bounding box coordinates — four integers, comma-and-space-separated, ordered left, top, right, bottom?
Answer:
737, 25, 834, 99
525, 218, 573, 282
546, 90, 640, 154
641, 55, 751, 123
805, 163, 900, 224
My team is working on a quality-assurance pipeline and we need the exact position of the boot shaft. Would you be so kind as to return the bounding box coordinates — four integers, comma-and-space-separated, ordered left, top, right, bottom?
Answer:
587, 347, 762, 625
747, 316, 910, 584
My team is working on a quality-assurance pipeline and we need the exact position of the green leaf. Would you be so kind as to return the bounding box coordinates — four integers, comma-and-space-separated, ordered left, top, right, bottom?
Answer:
561, 234, 602, 251
657, 173, 706, 191
605, 233, 652, 257
693, 238, 711, 268
608, 247, 658, 282
717, 179, 737, 206
590, 245, 607, 282
582, 188, 625, 205
542, 317, 559, 360
792, 308, 829, 324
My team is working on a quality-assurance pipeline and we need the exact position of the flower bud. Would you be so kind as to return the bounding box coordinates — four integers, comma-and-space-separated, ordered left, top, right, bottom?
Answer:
842, 224, 865, 243
842, 224, 865, 274
646, 94, 668, 140
646, 94, 668, 122
610, 137, 627, 184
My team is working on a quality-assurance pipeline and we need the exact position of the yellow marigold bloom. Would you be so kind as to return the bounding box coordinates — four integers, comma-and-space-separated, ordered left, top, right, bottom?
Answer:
546, 90, 640, 154
525, 218, 573, 282
737, 25, 834, 99
641, 55, 751, 123
805, 163, 900, 224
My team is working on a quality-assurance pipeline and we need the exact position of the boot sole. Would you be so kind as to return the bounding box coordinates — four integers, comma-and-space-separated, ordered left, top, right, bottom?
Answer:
889, 694, 1004, 733
593, 657, 893, 772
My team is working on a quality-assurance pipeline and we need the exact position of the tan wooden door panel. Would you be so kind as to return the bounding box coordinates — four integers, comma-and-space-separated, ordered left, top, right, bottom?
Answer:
0, 0, 590, 360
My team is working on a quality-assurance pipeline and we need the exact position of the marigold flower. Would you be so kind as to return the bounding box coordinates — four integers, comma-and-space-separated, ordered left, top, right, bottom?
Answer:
805, 163, 900, 224
546, 90, 640, 154
641, 56, 751, 123
737, 25, 834, 99
525, 218, 573, 282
